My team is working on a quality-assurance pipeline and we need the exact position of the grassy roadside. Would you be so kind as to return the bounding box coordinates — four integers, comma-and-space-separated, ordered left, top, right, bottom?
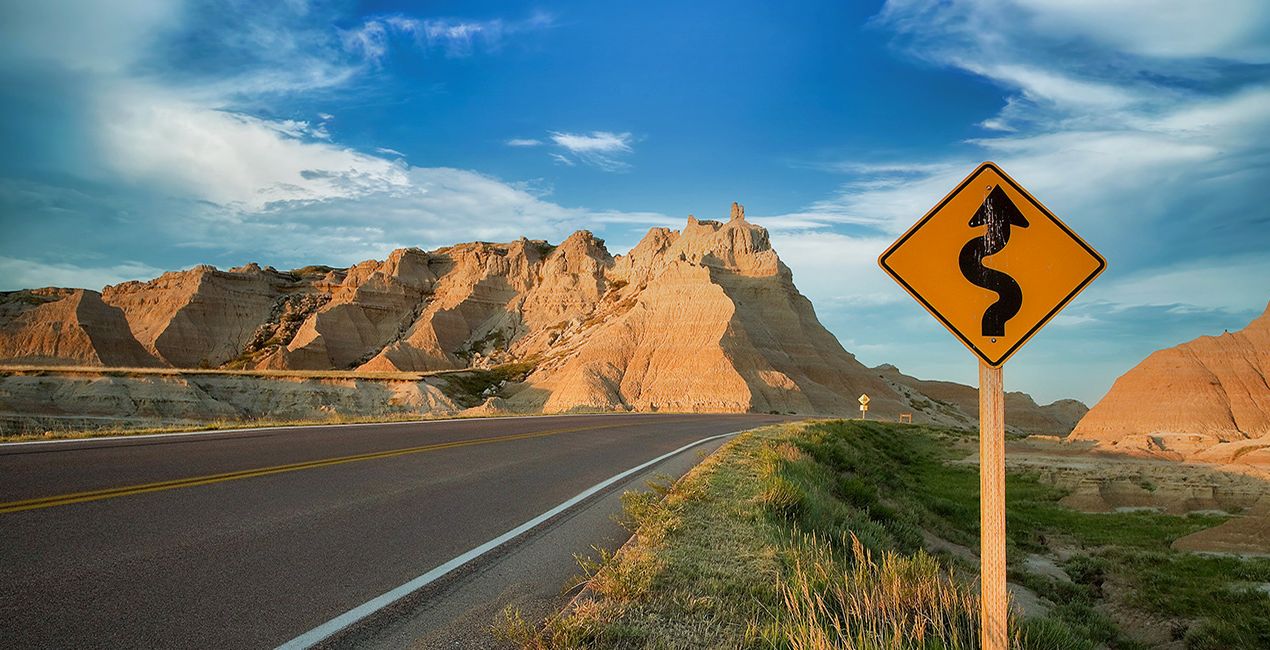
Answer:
502, 420, 1270, 649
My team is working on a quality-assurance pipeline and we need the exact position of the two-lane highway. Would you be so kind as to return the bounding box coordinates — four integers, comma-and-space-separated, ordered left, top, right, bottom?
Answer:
0, 413, 784, 648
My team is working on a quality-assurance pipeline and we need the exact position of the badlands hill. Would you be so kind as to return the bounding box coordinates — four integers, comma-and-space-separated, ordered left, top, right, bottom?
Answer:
0, 204, 1084, 431
1071, 302, 1270, 467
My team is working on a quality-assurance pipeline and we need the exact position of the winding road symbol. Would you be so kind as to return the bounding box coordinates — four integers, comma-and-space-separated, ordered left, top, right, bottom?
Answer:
959, 185, 1029, 338
877, 161, 1105, 367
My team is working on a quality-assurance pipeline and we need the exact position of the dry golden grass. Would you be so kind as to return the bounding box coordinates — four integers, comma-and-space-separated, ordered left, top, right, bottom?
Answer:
780, 532, 982, 650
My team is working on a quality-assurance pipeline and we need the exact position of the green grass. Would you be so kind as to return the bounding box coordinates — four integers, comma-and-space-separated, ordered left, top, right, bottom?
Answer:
510, 420, 1270, 649
440, 359, 538, 406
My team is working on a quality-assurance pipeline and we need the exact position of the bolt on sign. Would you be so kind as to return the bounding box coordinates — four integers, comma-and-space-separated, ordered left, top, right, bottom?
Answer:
878, 162, 1105, 366
878, 162, 1104, 650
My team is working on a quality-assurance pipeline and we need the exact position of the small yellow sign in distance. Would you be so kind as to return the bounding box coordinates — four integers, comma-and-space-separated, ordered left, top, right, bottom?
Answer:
858, 393, 870, 406
878, 162, 1105, 367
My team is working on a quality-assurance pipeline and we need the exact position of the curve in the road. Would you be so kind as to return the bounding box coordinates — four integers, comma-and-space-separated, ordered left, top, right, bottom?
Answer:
277, 429, 742, 649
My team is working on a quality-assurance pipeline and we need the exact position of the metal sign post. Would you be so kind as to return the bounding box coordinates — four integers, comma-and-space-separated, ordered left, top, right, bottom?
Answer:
878, 162, 1105, 650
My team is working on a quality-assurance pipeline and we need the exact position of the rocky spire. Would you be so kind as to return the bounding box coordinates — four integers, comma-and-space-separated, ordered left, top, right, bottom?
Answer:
730, 202, 745, 221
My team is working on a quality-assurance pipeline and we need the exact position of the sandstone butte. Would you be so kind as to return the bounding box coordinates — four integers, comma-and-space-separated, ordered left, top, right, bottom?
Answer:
1070, 302, 1270, 467
0, 203, 1084, 430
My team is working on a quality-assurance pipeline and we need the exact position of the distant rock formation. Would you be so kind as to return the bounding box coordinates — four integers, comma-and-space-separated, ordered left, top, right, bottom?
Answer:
0, 203, 1076, 424
872, 363, 1087, 435
1070, 302, 1270, 466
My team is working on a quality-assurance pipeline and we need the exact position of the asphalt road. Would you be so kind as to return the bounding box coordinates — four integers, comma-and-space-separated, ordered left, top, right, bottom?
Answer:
0, 413, 784, 649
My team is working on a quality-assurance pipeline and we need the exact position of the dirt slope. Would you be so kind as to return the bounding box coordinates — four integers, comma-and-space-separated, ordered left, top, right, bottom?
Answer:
1071, 302, 1270, 466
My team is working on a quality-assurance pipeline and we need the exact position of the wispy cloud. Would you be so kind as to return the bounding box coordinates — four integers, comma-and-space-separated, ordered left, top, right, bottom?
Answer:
0, 256, 164, 291
343, 11, 554, 62
550, 131, 632, 154
547, 131, 635, 171
506, 130, 638, 171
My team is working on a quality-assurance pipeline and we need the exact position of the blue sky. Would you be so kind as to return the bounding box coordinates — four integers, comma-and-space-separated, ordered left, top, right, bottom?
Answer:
1, 0, 1268, 405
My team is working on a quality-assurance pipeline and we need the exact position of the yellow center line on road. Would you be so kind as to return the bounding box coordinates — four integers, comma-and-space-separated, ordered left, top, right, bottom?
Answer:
0, 419, 697, 515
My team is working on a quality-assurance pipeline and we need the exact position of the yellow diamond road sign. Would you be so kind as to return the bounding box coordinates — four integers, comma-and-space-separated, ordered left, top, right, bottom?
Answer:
878, 162, 1105, 367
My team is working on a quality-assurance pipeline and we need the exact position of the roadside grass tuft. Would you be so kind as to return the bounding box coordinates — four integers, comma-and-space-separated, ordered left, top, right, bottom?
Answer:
779, 531, 983, 650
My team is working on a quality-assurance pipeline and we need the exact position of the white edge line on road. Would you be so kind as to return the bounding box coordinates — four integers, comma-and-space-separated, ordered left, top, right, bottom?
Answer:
0, 412, 658, 448
275, 429, 744, 650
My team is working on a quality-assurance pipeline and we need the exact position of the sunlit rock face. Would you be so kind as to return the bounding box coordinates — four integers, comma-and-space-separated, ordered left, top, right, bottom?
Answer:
1071, 303, 1270, 465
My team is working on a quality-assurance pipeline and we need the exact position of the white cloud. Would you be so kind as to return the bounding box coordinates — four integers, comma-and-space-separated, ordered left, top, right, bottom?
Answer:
0, 0, 179, 74
878, 0, 1270, 63
97, 85, 411, 211
0, 256, 164, 291
1085, 254, 1270, 314
119, 167, 677, 271
772, 231, 904, 309
341, 19, 391, 61
547, 131, 635, 171
550, 131, 632, 154
505, 138, 543, 147
1008, 0, 1270, 61
344, 12, 554, 61
549, 153, 576, 167
960, 62, 1139, 112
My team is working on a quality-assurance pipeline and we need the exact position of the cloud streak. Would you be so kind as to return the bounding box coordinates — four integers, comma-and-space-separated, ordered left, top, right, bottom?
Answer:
507, 130, 638, 171
547, 131, 635, 171
343, 12, 555, 62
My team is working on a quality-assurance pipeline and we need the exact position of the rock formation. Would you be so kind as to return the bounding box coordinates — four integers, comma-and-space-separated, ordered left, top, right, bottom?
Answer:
0, 203, 1081, 425
1070, 302, 1270, 466
873, 363, 1088, 435
0, 371, 458, 435
0, 288, 161, 367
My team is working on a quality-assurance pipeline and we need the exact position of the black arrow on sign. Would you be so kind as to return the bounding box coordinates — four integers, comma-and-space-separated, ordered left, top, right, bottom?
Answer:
958, 185, 1029, 337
